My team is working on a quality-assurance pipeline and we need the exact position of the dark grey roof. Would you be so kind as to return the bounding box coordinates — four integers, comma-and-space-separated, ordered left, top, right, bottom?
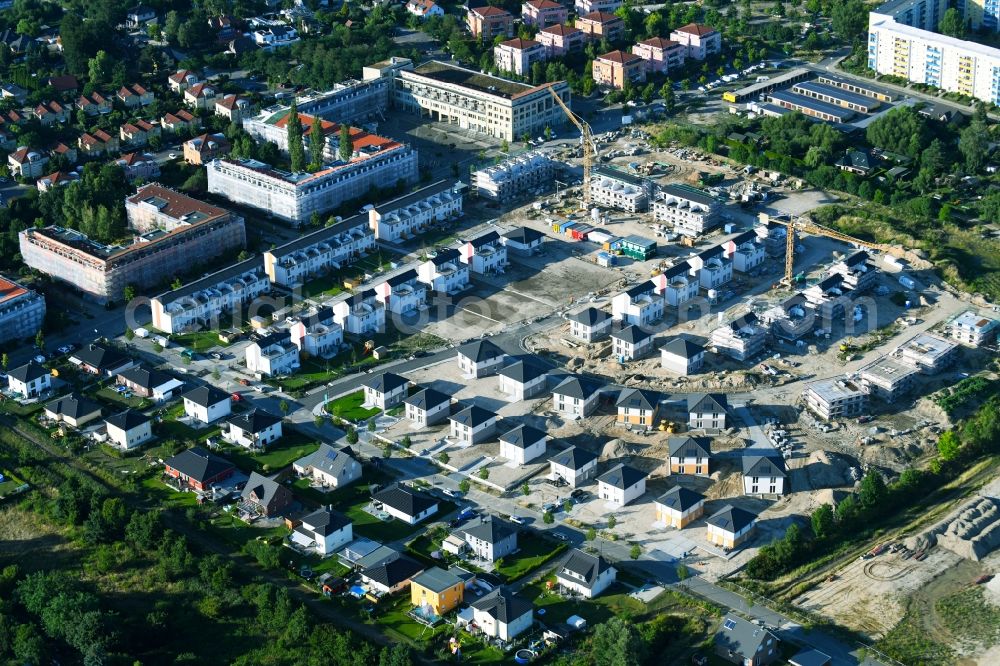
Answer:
430, 248, 461, 266
656, 486, 704, 512
567, 307, 611, 326
411, 566, 463, 593
687, 393, 729, 414
404, 387, 451, 410
499, 424, 547, 449
182, 385, 230, 408
705, 505, 757, 533
227, 409, 282, 433
742, 455, 787, 478
625, 281, 656, 298
164, 447, 234, 483
661, 337, 704, 359
45, 393, 101, 420
267, 213, 368, 259
714, 615, 777, 660
842, 250, 870, 268
663, 260, 692, 279
371, 180, 459, 215
385, 269, 419, 287
152, 257, 265, 306
360, 371, 409, 393
450, 405, 497, 428
467, 230, 502, 248
72, 343, 129, 371
593, 164, 649, 187
668, 436, 711, 458
729, 312, 760, 331
789, 648, 832, 666
459, 515, 518, 545
552, 376, 603, 400
498, 360, 547, 384
698, 244, 725, 261
559, 548, 614, 588
836, 149, 874, 171
660, 183, 716, 206
502, 226, 544, 245
457, 339, 504, 363
117, 365, 177, 390
362, 553, 424, 587
8, 361, 48, 383
597, 463, 646, 490
615, 387, 658, 411
548, 445, 597, 470
816, 273, 846, 291
301, 507, 351, 536
372, 484, 438, 518
241, 471, 293, 509
471, 588, 532, 624
252, 330, 293, 350
611, 324, 651, 345
105, 410, 149, 431
296, 443, 357, 478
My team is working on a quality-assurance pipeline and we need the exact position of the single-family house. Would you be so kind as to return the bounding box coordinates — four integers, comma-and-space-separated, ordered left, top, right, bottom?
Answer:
246, 330, 299, 377
361, 372, 410, 410
668, 436, 711, 476
615, 387, 660, 430
406, 0, 445, 19
499, 424, 547, 465
161, 109, 200, 134
33, 100, 69, 126
36, 170, 80, 192
372, 484, 439, 524
456, 339, 505, 378
714, 615, 780, 666
404, 387, 451, 427
567, 307, 613, 342
548, 446, 598, 487
501, 226, 545, 254
661, 338, 706, 375
596, 464, 647, 506
470, 588, 533, 641
8, 147, 48, 179
163, 447, 235, 492
6, 361, 51, 398
240, 471, 294, 517
556, 548, 616, 598
611, 324, 654, 361
44, 393, 102, 428
184, 132, 230, 165
655, 486, 705, 528
742, 455, 787, 496
410, 567, 464, 616
551, 376, 603, 418
70, 343, 134, 377
115, 365, 183, 402
125, 6, 158, 30
215, 94, 250, 123
453, 515, 518, 562
706, 504, 757, 550
182, 385, 231, 424
362, 552, 425, 596
224, 409, 283, 449
688, 393, 728, 431
292, 507, 353, 556
449, 405, 499, 444
293, 443, 361, 490
612, 282, 663, 326
374, 269, 427, 314
117, 83, 154, 108
105, 410, 152, 450
76, 92, 113, 116
498, 360, 548, 401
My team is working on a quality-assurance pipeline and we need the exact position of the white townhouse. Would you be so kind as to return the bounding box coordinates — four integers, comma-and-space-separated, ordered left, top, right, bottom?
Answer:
722, 230, 766, 273
372, 484, 439, 525
498, 360, 548, 401
612, 282, 663, 326
651, 261, 700, 308
551, 376, 603, 418
288, 306, 343, 358
687, 393, 729, 431
596, 463, 647, 507
611, 324, 654, 361
6, 362, 51, 398
367, 180, 463, 241
567, 307, 613, 342
556, 549, 616, 598
105, 411, 152, 450
404, 387, 451, 427
224, 410, 283, 449
449, 405, 499, 444
332, 289, 386, 335
548, 446, 598, 487
456, 339, 505, 378
461, 230, 508, 274
182, 386, 232, 424
417, 248, 471, 295
689, 245, 733, 290
293, 443, 362, 490
498, 424, 547, 465
374, 269, 427, 315
263, 214, 375, 287
292, 507, 353, 556
361, 372, 410, 410
742, 455, 787, 496
246, 331, 300, 377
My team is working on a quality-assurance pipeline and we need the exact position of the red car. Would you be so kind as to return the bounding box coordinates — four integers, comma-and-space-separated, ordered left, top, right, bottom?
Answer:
231, 392, 241, 402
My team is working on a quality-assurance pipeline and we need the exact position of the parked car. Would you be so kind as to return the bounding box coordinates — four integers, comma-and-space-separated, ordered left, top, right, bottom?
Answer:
509, 515, 526, 525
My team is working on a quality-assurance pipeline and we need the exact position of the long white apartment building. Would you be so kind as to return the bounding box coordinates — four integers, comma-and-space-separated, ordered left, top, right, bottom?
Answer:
206, 132, 418, 226
417, 248, 470, 294
263, 214, 374, 287
151, 258, 271, 334
363, 58, 571, 142
473, 151, 558, 201
868, 0, 1000, 104
590, 166, 654, 212
368, 180, 464, 241
653, 184, 721, 237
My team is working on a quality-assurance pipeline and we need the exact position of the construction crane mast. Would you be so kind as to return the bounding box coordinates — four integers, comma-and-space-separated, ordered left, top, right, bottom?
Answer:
759, 213, 906, 286
548, 87, 593, 208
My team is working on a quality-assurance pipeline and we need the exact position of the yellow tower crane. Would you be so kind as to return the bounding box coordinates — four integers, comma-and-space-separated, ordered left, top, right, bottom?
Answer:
759, 213, 907, 287
548, 87, 594, 208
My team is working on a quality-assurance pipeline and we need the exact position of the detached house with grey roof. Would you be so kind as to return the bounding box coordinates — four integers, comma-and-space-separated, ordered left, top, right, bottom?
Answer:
552, 376, 603, 418
404, 387, 451, 427
567, 306, 613, 342
452, 515, 518, 562
470, 588, 533, 641
7, 361, 51, 398
714, 615, 780, 666
548, 445, 598, 487
611, 324, 654, 360
742, 455, 787, 496
597, 463, 647, 506
688, 393, 729, 431
457, 339, 506, 377
449, 405, 499, 444
240, 471, 294, 517
499, 423, 547, 465
292, 507, 353, 556
293, 443, 361, 490
361, 372, 410, 410
372, 484, 439, 524
498, 359, 548, 401
661, 337, 705, 375
556, 548, 616, 598
181, 385, 231, 424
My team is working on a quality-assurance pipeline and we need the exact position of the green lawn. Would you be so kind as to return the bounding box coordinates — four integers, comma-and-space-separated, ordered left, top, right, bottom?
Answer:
495, 538, 567, 582
94, 387, 150, 410
141, 477, 202, 510
157, 418, 221, 443
0, 399, 45, 417
525, 578, 643, 626
204, 510, 289, 549
0, 470, 25, 497
223, 430, 320, 474
170, 330, 232, 352
301, 273, 346, 299
326, 391, 381, 422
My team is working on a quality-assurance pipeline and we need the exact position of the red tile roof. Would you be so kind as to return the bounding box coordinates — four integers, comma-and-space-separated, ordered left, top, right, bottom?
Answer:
0, 277, 27, 304
540, 24, 582, 37
579, 11, 621, 23
674, 23, 716, 36
638, 37, 680, 49
469, 6, 511, 17
598, 50, 642, 65
526, 0, 562, 8
499, 38, 540, 49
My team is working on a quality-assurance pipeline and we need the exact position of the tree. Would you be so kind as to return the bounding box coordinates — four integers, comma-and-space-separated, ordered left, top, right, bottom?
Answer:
88, 50, 114, 86
522, 482, 530, 496
478, 467, 489, 480
171, 277, 183, 290
339, 124, 353, 163
437, 452, 450, 464
629, 544, 642, 559
542, 511, 554, 524
379, 644, 414, 666
959, 116, 989, 174
401, 435, 412, 448
279, 400, 289, 415
859, 470, 887, 510
661, 81, 675, 113
500, 139, 509, 153
34, 330, 44, 351
367, 418, 376, 432
590, 617, 644, 666
831, 0, 868, 40
345, 427, 359, 445
866, 107, 929, 157
123, 284, 136, 303
382, 442, 393, 458
607, 515, 617, 529
938, 430, 961, 461
314, 415, 324, 429
309, 116, 324, 170
676, 564, 689, 580
1, 353, 7, 370
586, 527, 597, 541
939, 7, 965, 38
124, 326, 134, 341
287, 101, 305, 172
811, 504, 835, 539
459, 479, 470, 493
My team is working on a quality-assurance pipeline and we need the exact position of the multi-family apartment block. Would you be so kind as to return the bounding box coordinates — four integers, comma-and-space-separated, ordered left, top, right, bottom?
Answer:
949, 310, 1000, 347
802, 377, 869, 420
522, 0, 568, 28
575, 0, 622, 13
263, 214, 374, 287
151, 258, 271, 334
762, 294, 816, 340
0, 276, 45, 344
575, 12, 625, 43
466, 6, 514, 41
495, 38, 546, 77
473, 151, 558, 201
593, 51, 646, 90
590, 166, 654, 212
125, 183, 237, 234
632, 37, 686, 74
859, 356, 918, 400
669, 23, 721, 60
895, 332, 959, 374
367, 180, 463, 241
537, 24, 585, 57
652, 184, 721, 237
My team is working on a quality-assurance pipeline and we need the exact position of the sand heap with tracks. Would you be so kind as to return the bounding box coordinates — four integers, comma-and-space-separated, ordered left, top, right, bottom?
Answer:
908, 496, 1000, 561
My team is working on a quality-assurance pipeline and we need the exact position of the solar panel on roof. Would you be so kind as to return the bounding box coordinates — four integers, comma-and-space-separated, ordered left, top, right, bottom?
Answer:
724, 618, 737, 630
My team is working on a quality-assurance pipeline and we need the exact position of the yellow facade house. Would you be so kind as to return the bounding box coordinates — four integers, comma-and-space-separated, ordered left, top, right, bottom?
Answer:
410, 567, 465, 616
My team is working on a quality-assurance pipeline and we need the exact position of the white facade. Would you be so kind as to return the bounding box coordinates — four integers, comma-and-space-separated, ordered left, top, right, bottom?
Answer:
950, 310, 1000, 347
375, 270, 427, 315
611, 285, 663, 326
332, 290, 386, 335
183, 393, 231, 424
569, 312, 613, 342
225, 417, 283, 449
575, 0, 622, 13
669, 24, 721, 60
723, 231, 766, 273
473, 151, 557, 202
590, 167, 652, 212
556, 561, 615, 598
495, 38, 547, 77
597, 466, 646, 507
151, 259, 270, 334
802, 378, 869, 420
472, 601, 532, 641
246, 334, 300, 377
652, 263, 701, 307
417, 250, 471, 295
264, 215, 375, 287
461, 232, 508, 275
368, 180, 463, 241
652, 185, 721, 237
289, 314, 343, 359
297, 514, 352, 556
6, 366, 51, 398
499, 426, 547, 465
107, 419, 152, 450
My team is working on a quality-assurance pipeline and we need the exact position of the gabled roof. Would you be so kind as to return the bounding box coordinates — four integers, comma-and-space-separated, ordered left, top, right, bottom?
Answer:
499, 424, 547, 449
371, 484, 438, 517
45, 393, 101, 420
503, 226, 544, 244
742, 455, 787, 478
637, 37, 680, 49
499, 38, 540, 50
579, 11, 622, 23
360, 371, 409, 394
8, 361, 48, 383
598, 50, 642, 65
459, 515, 518, 544
548, 445, 597, 470
661, 337, 704, 359
363, 552, 424, 587
71, 343, 129, 371
656, 486, 704, 512
182, 385, 230, 408
301, 507, 351, 536
705, 504, 757, 533
668, 436, 711, 458
164, 447, 234, 483
687, 393, 728, 414
469, 5, 511, 17
241, 471, 292, 509
567, 307, 611, 327
499, 359, 548, 384
117, 365, 177, 391
615, 387, 658, 411
296, 443, 357, 478
540, 24, 582, 37
597, 463, 646, 490
714, 615, 777, 660
471, 588, 532, 624
552, 375, 603, 400
611, 324, 651, 345
457, 338, 505, 363
227, 409, 282, 433
404, 387, 451, 410
450, 404, 497, 428
105, 409, 149, 431
526, 0, 562, 8
559, 548, 613, 588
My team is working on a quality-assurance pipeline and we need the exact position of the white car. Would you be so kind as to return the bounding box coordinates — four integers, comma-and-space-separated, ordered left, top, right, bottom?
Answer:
33, 355, 45, 364
509, 515, 526, 525
168, 152, 178, 159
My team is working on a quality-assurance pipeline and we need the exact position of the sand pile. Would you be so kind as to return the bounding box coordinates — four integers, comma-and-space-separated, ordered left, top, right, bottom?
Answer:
805, 450, 856, 489
937, 498, 1000, 561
